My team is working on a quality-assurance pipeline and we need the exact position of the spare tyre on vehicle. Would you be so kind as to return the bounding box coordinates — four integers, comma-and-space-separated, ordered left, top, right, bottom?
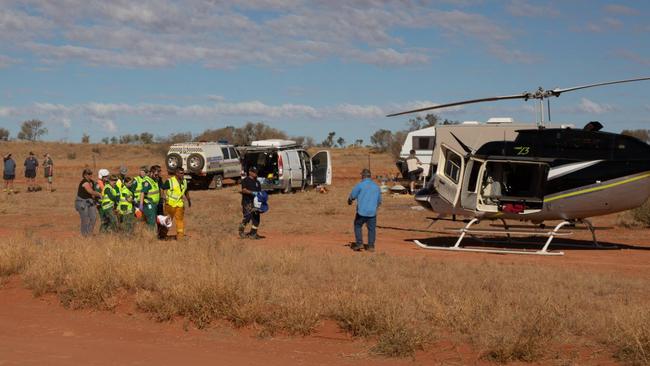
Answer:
166, 153, 183, 171
186, 153, 205, 173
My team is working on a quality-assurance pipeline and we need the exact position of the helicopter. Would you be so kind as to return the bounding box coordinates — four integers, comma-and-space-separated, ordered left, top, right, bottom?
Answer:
387, 77, 650, 256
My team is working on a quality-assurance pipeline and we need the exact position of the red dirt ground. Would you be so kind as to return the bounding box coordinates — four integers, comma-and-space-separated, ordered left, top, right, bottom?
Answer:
1, 143, 648, 364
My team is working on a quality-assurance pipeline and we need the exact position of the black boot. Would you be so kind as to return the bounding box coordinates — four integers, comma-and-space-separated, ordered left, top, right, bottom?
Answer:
238, 224, 246, 239
247, 228, 263, 240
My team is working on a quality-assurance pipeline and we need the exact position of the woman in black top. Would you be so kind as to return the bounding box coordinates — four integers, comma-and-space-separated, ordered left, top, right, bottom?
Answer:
75, 168, 102, 236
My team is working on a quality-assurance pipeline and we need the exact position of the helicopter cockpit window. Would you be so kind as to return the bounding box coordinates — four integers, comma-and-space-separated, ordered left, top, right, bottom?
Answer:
443, 150, 462, 183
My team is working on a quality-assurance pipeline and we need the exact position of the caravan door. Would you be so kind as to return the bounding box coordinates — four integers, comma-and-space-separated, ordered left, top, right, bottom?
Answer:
434, 145, 465, 206
311, 151, 332, 185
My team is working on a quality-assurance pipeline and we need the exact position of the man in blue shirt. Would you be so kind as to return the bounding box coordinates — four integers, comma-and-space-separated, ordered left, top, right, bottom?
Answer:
348, 168, 382, 252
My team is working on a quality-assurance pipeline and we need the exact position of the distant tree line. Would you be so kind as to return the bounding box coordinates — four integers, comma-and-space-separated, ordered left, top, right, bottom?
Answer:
622, 129, 650, 143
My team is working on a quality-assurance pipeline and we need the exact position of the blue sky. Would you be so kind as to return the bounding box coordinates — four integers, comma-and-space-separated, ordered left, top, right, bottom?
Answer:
0, 0, 648, 143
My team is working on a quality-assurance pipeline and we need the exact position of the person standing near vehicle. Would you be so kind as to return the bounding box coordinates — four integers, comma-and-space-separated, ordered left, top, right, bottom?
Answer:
140, 165, 161, 229
239, 166, 263, 239
75, 168, 102, 236
43, 153, 54, 192
24, 152, 38, 192
3, 153, 16, 193
162, 167, 191, 239
405, 149, 424, 194
99, 175, 120, 233
348, 168, 382, 252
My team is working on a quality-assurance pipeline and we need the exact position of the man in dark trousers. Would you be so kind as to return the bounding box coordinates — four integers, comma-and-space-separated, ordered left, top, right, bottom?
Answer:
24, 151, 38, 192
239, 166, 263, 239
348, 168, 382, 252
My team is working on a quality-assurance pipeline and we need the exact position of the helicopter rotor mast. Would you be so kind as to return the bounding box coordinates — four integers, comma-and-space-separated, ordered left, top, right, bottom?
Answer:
387, 77, 650, 127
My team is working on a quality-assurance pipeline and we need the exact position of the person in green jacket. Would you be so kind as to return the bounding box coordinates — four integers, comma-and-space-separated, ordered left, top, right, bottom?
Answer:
100, 175, 120, 233
117, 176, 136, 233
139, 167, 160, 228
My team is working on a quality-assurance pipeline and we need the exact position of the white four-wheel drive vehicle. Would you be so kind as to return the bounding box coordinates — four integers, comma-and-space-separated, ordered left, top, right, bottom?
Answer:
166, 142, 242, 189
239, 139, 331, 193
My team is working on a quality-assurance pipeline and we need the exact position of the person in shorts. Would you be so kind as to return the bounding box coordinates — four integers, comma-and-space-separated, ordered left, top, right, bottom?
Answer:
3, 153, 16, 193
24, 152, 38, 192
43, 153, 54, 192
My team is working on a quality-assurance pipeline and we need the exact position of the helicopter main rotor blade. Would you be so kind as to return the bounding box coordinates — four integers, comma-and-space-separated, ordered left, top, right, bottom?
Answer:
386, 93, 527, 117
548, 77, 650, 97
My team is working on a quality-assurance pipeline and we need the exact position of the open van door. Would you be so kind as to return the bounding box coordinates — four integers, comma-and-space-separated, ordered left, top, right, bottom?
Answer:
434, 145, 465, 206
311, 151, 332, 185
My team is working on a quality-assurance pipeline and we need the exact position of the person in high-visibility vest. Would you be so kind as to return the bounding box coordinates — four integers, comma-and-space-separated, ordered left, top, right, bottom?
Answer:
117, 176, 136, 233
162, 167, 191, 239
139, 167, 160, 228
133, 166, 147, 199
116, 165, 128, 190
100, 175, 120, 233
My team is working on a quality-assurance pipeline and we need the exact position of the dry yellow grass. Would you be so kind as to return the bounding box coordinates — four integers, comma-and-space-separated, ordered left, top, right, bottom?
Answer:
1, 232, 649, 363
2, 141, 650, 364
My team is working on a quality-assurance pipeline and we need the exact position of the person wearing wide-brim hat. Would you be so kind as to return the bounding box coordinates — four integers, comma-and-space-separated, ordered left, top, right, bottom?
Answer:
348, 168, 382, 252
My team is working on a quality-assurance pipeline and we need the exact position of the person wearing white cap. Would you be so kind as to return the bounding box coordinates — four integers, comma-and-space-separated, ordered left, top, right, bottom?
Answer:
97, 168, 110, 192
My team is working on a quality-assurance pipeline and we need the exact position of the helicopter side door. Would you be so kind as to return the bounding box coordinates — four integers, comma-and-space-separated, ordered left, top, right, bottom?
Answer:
459, 158, 485, 212
434, 145, 465, 207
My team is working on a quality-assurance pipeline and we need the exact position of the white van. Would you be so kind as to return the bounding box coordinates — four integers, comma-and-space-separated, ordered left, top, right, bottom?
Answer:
166, 142, 242, 189
240, 139, 332, 193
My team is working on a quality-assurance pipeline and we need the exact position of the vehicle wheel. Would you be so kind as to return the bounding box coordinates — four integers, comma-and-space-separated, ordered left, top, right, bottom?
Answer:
166, 153, 183, 171
214, 174, 224, 189
187, 153, 205, 173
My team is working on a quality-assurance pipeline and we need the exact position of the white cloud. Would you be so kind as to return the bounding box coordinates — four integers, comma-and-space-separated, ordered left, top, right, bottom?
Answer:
0, 0, 535, 68
0, 55, 18, 68
206, 95, 225, 102
578, 98, 614, 114
506, 1, 559, 17
604, 4, 637, 16
488, 44, 539, 64
615, 49, 650, 66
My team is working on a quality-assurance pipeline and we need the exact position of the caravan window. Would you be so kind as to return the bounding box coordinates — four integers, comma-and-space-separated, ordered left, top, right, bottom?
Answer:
413, 136, 435, 150
443, 150, 462, 183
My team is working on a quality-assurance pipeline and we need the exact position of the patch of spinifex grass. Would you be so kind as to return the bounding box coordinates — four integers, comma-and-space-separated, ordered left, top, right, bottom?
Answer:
611, 305, 650, 365
3, 234, 650, 362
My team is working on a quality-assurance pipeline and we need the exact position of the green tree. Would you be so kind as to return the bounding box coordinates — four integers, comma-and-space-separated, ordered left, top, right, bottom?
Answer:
336, 137, 346, 147
407, 113, 439, 131
139, 132, 154, 144
0, 128, 9, 141
101, 137, 109, 144
321, 131, 336, 147
110, 136, 118, 144
81, 133, 90, 143
17, 119, 48, 141
370, 129, 393, 152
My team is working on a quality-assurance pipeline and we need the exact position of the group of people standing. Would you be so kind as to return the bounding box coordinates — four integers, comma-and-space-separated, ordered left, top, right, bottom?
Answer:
75, 165, 190, 238
3, 151, 54, 193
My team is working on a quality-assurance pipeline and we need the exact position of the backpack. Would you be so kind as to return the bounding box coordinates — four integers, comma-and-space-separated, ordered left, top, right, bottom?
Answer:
253, 191, 269, 213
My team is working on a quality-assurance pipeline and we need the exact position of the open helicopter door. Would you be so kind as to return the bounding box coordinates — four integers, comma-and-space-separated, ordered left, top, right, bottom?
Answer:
311, 151, 332, 185
433, 144, 465, 207
459, 158, 485, 212
476, 160, 549, 214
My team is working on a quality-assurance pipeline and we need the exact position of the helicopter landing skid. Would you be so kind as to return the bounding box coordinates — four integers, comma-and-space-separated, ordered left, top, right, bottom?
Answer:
413, 218, 604, 256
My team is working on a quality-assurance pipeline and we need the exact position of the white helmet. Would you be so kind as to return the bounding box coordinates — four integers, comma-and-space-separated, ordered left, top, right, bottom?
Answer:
98, 169, 110, 179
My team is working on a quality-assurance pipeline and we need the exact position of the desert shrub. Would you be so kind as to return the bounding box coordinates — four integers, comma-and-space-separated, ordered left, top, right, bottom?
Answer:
91, 147, 101, 154
611, 305, 650, 365
67, 151, 76, 160
631, 199, 650, 227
